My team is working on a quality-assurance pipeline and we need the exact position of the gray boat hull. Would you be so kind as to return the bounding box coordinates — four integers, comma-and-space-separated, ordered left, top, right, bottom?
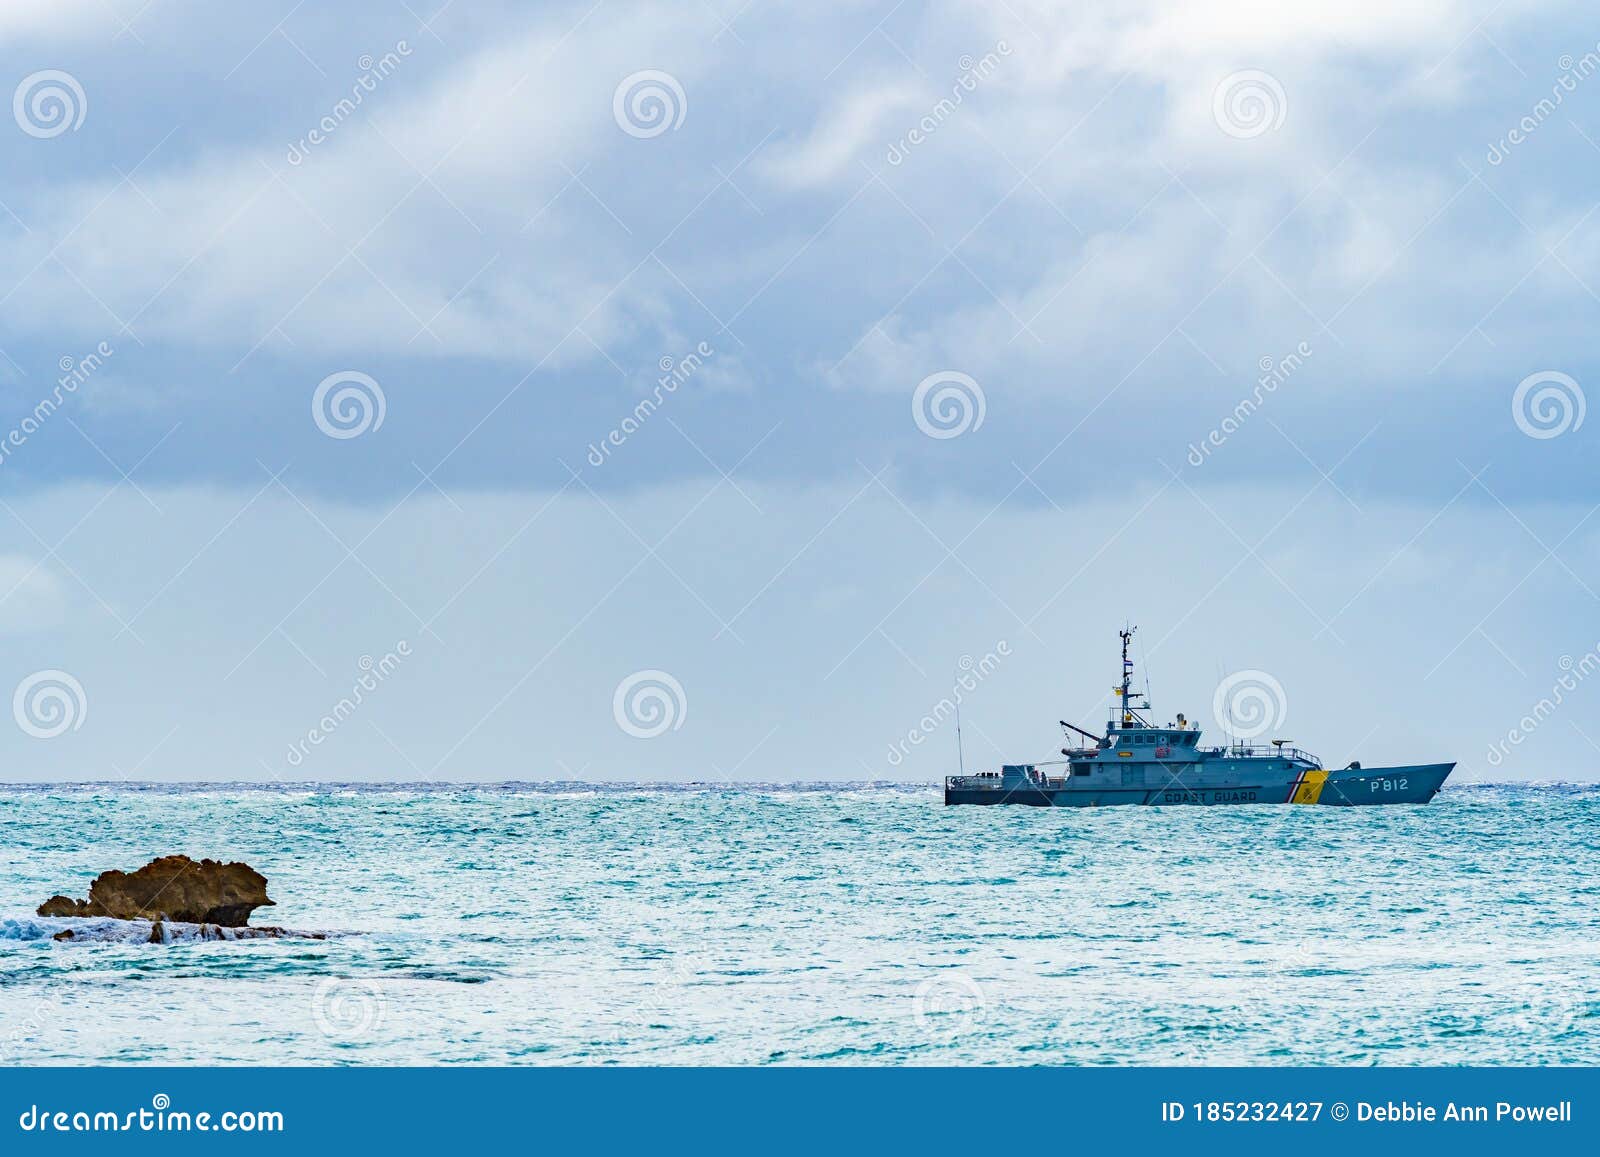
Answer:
943, 763, 1454, 807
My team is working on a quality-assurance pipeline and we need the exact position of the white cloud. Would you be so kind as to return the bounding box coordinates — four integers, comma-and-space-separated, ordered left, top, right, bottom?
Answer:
0, 555, 67, 632
758, 82, 926, 188
967, 0, 1507, 77
0, 0, 122, 39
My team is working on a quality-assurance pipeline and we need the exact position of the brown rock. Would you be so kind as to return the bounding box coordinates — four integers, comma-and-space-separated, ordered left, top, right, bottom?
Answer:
35, 856, 275, 927
38, 895, 87, 918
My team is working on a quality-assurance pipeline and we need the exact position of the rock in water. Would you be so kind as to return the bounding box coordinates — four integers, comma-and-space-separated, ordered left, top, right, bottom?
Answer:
35, 856, 274, 927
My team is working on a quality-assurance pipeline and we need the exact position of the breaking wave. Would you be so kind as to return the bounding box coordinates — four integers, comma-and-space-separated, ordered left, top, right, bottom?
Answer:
1, 915, 332, 944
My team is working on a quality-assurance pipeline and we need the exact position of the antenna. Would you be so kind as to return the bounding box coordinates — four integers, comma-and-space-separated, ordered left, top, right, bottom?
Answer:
1119, 626, 1133, 726
955, 701, 966, 775
1218, 658, 1233, 748
1139, 629, 1152, 708
1116, 624, 1148, 728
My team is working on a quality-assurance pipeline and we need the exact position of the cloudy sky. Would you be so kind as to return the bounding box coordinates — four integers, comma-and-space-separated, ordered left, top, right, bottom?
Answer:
0, 0, 1596, 782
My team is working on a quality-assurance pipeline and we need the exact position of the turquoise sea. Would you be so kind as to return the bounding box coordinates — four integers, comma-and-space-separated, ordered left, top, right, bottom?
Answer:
1, 783, 1596, 1065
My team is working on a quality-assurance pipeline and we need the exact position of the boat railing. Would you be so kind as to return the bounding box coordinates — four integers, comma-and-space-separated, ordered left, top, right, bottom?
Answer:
1205, 744, 1321, 765
946, 770, 1072, 791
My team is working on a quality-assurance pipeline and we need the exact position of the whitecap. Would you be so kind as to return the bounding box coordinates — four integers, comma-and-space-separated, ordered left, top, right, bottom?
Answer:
1, 914, 331, 944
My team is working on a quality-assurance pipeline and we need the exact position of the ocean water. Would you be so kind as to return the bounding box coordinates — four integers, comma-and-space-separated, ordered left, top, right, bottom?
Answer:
1, 783, 1596, 1066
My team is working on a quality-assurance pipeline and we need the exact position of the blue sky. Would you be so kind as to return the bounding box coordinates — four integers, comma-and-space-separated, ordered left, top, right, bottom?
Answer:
0, 0, 1596, 781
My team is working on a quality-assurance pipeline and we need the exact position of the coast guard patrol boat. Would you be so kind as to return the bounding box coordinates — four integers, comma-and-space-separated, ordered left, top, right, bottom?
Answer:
944, 628, 1453, 807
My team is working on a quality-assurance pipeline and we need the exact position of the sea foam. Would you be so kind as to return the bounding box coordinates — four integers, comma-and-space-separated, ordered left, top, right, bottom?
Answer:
1, 915, 329, 944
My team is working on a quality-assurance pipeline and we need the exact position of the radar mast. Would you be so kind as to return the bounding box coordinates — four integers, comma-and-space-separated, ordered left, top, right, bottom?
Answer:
1114, 626, 1151, 730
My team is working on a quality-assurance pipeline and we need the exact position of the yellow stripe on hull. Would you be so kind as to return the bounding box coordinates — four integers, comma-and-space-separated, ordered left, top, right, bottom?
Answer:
1290, 769, 1328, 804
